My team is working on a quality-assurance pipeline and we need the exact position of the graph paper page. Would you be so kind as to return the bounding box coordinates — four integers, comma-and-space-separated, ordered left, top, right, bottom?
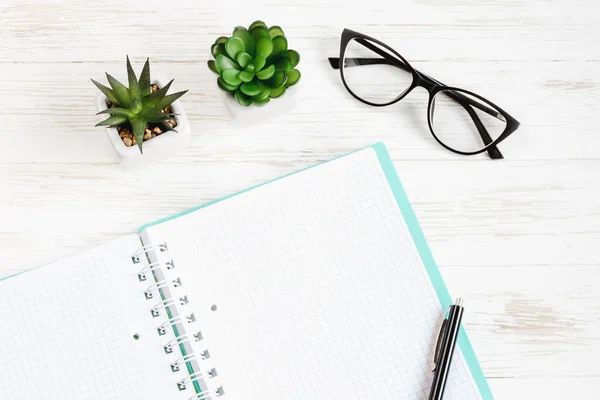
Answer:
143, 147, 483, 400
0, 235, 189, 400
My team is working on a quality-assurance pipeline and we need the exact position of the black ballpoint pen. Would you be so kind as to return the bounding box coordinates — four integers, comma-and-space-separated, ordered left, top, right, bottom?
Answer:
429, 298, 465, 400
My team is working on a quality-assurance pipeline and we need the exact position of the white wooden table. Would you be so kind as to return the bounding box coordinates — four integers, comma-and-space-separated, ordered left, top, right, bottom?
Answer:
1, 1, 598, 398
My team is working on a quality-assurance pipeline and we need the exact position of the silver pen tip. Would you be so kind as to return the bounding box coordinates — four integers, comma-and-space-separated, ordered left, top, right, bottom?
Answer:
455, 298, 463, 307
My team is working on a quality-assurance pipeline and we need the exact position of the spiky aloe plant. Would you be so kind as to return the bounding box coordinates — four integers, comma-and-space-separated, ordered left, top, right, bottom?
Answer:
92, 57, 188, 153
207, 21, 300, 106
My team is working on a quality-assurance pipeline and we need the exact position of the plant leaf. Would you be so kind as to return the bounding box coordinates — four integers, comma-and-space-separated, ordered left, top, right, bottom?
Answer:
126, 56, 141, 99
270, 36, 288, 58
252, 92, 270, 101
234, 89, 252, 106
233, 27, 254, 57
106, 73, 132, 107
155, 90, 187, 111
256, 64, 275, 80
214, 36, 228, 45
159, 121, 175, 133
256, 36, 273, 58
207, 60, 219, 75
225, 37, 245, 60
249, 20, 267, 30
145, 79, 173, 107
254, 97, 270, 106
95, 115, 127, 127
280, 50, 300, 68
91, 79, 119, 104
139, 58, 151, 95
96, 107, 134, 117
286, 69, 301, 86
269, 85, 286, 98
215, 54, 241, 73
217, 77, 238, 92
240, 82, 261, 96
254, 81, 270, 100
222, 69, 242, 86
211, 43, 227, 58
131, 97, 143, 114
237, 52, 252, 69
265, 71, 288, 88
130, 117, 146, 154
274, 57, 292, 72
139, 110, 172, 123
239, 70, 255, 83
250, 26, 270, 47
269, 26, 285, 39
253, 55, 266, 71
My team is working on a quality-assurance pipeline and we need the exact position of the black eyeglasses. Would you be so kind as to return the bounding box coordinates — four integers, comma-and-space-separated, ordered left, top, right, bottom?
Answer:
329, 29, 520, 159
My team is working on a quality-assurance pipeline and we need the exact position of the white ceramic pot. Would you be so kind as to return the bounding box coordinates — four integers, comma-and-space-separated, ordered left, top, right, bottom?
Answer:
222, 86, 298, 125
95, 76, 191, 165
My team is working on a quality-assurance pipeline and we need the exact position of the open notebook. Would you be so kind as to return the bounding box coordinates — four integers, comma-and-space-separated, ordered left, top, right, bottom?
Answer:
0, 143, 493, 400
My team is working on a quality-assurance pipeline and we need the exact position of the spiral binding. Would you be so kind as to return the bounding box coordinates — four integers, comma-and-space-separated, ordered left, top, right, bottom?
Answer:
163, 331, 202, 354
131, 242, 168, 264
179, 372, 224, 395
157, 313, 197, 335
189, 386, 226, 399
151, 298, 177, 317
144, 280, 169, 300
171, 354, 196, 372
137, 261, 162, 282
131, 242, 224, 398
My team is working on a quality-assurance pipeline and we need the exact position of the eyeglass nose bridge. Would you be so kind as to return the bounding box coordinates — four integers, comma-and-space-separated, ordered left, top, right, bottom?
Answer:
413, 72, 440, 93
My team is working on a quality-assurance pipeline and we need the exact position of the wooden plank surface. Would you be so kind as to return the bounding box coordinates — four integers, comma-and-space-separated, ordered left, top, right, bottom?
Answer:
0, 60, 597, 163
1, 0, 599, 398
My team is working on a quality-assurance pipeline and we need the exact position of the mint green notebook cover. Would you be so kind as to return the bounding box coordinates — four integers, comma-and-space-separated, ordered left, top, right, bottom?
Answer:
140, 142, 494, 400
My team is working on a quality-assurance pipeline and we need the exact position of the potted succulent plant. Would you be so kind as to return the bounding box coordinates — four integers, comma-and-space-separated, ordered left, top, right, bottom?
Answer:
92, 57, 190, 164
208, 21, 300, 119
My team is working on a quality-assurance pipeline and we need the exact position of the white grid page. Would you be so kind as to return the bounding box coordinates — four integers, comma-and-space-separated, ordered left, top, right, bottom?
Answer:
145, 147, 482, 400
0, 237, 154, 400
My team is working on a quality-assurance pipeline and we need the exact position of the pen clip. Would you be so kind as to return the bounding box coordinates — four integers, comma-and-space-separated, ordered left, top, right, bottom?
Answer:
431, 306, 450, 371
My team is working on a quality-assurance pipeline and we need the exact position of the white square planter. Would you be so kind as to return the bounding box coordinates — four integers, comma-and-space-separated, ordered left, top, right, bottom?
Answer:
222, 86, 298, 125
95, 76, 191, 166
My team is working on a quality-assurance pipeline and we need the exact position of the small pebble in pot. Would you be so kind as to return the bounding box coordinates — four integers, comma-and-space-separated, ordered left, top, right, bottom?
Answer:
153, 127, 162, 135
120, 129, 132, 139
132, 136, 137, 145
123, 137, 132, 147
151, 84, 158, 93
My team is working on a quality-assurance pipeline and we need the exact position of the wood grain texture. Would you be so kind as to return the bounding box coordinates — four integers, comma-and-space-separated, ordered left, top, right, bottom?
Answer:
1, 161, 598, 270
1, 0, 599, 398
0, 60, 598, 163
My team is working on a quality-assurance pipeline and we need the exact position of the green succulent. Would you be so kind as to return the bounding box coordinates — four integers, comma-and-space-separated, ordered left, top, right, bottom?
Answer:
207, 21, 301, 106
92, 57, 188, 153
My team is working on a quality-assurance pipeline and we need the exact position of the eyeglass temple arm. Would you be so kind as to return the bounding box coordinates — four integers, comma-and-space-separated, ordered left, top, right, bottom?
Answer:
329, 44, 503, 159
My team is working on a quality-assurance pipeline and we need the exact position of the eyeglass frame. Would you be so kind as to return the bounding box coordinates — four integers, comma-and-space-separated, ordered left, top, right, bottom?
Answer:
329, 28, 521, 159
